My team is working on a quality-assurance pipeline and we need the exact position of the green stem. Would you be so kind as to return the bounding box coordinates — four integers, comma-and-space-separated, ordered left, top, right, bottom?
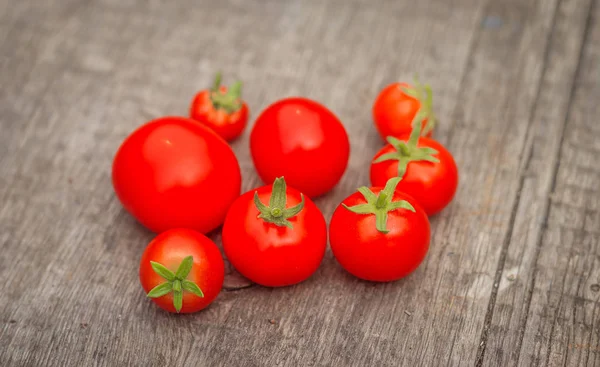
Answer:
229, 81, 242, 97
209, 72, 243, 113
401, 74, 437, 135
407, 114, 423, 149
343, 177, 415, 233
375, 211, 389, 234
146, 256, 204, 313
372, 113, 441, 179
212, 72, 222, 92
172, 280, 181, 293
375, 193, 387, 209
254, 177, 305, 228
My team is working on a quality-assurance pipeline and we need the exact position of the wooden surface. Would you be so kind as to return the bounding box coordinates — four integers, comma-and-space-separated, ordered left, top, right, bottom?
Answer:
1, 0, 599, 365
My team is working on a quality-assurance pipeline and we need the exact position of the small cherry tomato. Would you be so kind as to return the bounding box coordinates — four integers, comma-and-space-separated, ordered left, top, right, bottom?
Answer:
139, 228, 225, 313
370, 118, 458, 216
112, 116, 241, 233
222, 177, 327, 287
373, 76, 436, 139
250, 97, 350, 198
189, 73, 249, 142
329, 177, 430, 282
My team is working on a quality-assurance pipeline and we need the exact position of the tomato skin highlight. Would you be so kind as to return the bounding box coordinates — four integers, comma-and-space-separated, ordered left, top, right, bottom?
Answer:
139, 228, 225, 313
370, 136, 458, 216
190, 87, 249, 142
250, 97, 350, 198
222, 182, 327, 287
112, 116, 241, 233
372, 82, 432, 139
329, 189, 430, 282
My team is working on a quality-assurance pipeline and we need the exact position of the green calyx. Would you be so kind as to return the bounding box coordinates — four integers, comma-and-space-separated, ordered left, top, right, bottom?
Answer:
210, 72, 243, 114
254, 177, 305, 229
146, 256, 204, 313
401, 74, 437, 135
343, 177, 415, 234
373, 114, 440, 178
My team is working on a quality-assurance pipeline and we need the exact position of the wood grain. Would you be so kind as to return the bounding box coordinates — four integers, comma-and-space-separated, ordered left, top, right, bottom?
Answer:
0, 0, 598, 366
480, 0, 597, 366
515, 1, 600, 366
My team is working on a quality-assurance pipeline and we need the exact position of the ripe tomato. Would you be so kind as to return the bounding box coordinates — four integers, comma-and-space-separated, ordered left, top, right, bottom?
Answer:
373, 76, 436, 139
222, 177, 327, 287
139, 228, 225, 313
112, 116, 241, 233
250, 97, 350, 198
370, 118, 458, 216
189, 73, 249, 142
329, 177, 430, 282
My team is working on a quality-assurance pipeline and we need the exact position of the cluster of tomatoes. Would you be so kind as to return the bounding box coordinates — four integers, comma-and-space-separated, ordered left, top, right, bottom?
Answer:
111, 74, 458, 313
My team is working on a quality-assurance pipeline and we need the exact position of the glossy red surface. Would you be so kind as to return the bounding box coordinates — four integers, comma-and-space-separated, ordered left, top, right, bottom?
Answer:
222, 184, 327, 287
372, 82, 432, 139
329, 189, 430, 282
112, 117, 241, 233
250, 97, 350, 197
370, 136, 458, 216
139, 229, 225, 313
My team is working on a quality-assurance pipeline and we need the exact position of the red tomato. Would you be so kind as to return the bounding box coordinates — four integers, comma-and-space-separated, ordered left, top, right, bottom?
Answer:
222, 177, 327, 287
112, 116, 241, 233
250, 97, 350, 198
370, 118, 458, 215
373, 76, 436, 139
329, 177, 430, 282
189, 73, 249, 142
139, 228, 225, 313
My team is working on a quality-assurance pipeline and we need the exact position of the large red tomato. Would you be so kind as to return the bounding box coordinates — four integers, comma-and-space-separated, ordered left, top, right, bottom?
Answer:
373, 76, 436, 139
329, 177, 430, 282
370, 118, 458, 216
139, 228, 224, 313
222, 177, 327, 287
250, 97, 350, 198
112, 116, 241, 233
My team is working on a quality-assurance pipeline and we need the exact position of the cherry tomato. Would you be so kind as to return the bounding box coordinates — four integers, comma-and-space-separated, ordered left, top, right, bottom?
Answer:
189, 73, 249, 142
112, 116, 241, 233
329, 177, 430, 282
370, 118, 458, 216
222, 177, 327, 287
373, 76, 436, 139
139, 228, 225, 313
250, 97, 350, 198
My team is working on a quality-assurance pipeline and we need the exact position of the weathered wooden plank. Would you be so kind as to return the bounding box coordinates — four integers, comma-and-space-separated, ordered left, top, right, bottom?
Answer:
514, 1, 600, 365
0, 0, 594, 366
0, 0, 487, 365
479, 0, 595, 365
393, 0, 568, 364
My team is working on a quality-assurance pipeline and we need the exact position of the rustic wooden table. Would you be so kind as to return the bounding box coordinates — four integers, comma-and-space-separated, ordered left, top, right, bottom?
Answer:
1, 0, 599, 366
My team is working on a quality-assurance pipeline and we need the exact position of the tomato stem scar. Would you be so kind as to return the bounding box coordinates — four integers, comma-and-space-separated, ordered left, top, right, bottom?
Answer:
210, 72, 243, 113
146, 256, 204, 313
342, 177, 415, 233
373, 113, 440, 178
254, 177, 305, 229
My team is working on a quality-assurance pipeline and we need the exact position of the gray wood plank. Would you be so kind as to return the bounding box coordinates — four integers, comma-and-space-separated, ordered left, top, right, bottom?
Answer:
514, 1, 600, 365
479, 0, 595, 365
0, 0, 595, 366
399, 0, 566, 364
0, 0, 488, 365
